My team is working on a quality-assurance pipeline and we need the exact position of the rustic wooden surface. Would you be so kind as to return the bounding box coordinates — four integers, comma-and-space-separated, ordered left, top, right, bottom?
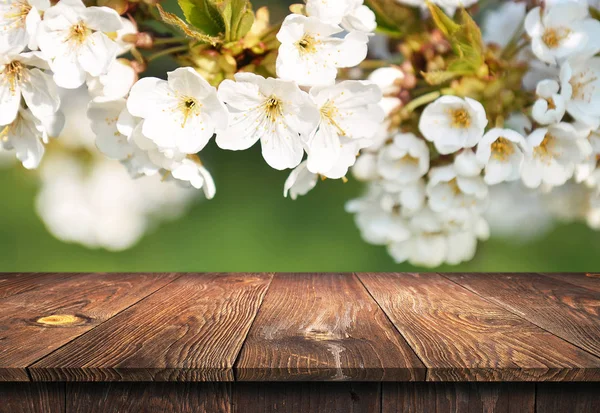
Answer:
1, 272, 599, 412
0, 272, 598, 383
30, 273, 273, 382
236, 273, 425, 381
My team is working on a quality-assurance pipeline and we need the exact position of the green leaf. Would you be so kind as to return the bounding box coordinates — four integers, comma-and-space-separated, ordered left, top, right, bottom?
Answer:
178, 0, 226, 37
421, 70, 459, 85
220, 0, 254, 42
365, 0, 420, 37
157, 4, 221, 45
427, 2, 461, 39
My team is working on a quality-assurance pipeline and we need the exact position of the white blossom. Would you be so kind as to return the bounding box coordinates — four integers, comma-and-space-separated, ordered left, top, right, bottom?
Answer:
560, 58, 600, 129
426, 164, 488, 213
482, 1, 526, 48
284, 160, 318, 200
453, 149, 482, 177
532, 79, 566, 125
367, 66, 404, 115
217, 72, 320, 170
276, 14, 368, 87
88, 59, 136, 100
521, 122, 593, 188
36, 0, 124, 88
0, 52, 60, 126
419, 96, 487, 155
525, 2, 600, 65
305, 80, 383, 175
168, 157, 216, 199
476, 128, 529, 185
377, 132, 429, 184
0, 0, 49, 54
305, 0, 376, 33
127, 67, 228, 154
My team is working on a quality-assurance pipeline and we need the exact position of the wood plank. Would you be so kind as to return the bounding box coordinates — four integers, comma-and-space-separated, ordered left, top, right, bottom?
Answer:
540, 273, 600, 293
235, 273, 425, 381
536, 383, 600, 413
0, 383, 65, 413
445, 273, 600, 359
233, 383, 380, 413
66, 383, 231, 413
359, 273, 600, 381
0, 273, 178, 381
30, 273, 273, 382
382, 383, 535, 413
0, 273, 80, 300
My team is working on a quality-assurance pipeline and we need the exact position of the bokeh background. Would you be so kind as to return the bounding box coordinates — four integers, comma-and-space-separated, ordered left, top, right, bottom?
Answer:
1, 0, 599, 272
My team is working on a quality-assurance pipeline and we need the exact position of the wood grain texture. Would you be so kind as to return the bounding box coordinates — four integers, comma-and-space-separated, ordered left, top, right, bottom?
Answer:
445, 273, 600, 359
0, 273, 78, 300
0, 273, 178, 381
233, 383, 380, 413
235, 273, 425, 381
66, 383, 231, 413
540, 273, 600, 293
0, 383, 65, 413
358, 273, 600, 381
536, 383, 600, 413
382, 383, 535, 413
30, 273, 273, 382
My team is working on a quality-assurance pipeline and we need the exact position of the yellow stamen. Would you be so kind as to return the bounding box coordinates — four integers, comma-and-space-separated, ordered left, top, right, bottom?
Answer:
179, 97, 200, 128
534, 132, 556, 160
263, 95, 282, 122
295, 34, 319, 55
67, 22, 91, 45
542, 27, 571, 49
491, 137, 515, 161
3, 61, 24, 94
320, 100, 346, 136
448, 108, 471, 129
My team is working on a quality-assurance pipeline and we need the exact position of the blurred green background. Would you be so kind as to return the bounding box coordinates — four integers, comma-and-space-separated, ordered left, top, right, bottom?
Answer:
1, 0, 599, 272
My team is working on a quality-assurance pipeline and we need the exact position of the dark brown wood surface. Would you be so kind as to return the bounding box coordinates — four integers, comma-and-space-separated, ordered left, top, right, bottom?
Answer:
444, 273, 600, 359
235, 273, 425, 381
0, 273, 179, 381
0, 383, 64, 413
358, 272, 600, 381
540, 273, 600, 293
30, 273, 273, 381
536, 383, 600, 413
381, 383, 535, 413
0, 273, 599, 383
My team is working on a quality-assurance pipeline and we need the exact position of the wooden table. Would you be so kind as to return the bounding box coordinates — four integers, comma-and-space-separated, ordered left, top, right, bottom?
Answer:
0, 273, 598, 412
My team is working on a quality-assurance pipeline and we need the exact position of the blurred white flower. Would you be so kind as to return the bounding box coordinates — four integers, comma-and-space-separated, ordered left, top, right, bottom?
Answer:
0, 52, 60, 126
482, 1, 526, 48
305, 80, 383, 175
276, 14, 368, 86
377, 132, 429, 184
521, 122, 592, 188
88, 59, 136, 100
0, 0, 48, 54
453, 149, 482, 177
367, 66, 404, 115
560, 58, 600, 129
532, 79, 566, 125
426, 164, 488, 213
419, 96, 487, 155
37, 0, 123, 88
36, 153, 197, 251
217, 73, 320, 170
476, 128, 529, 185
525, 2, 600, 65
305, 0, 376, 33
284, 160, 318, 200
127, 67, 228, 154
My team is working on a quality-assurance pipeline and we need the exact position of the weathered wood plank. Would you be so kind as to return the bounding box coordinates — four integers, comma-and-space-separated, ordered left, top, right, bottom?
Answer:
359, 273, 600, 381
0, 273, 178, 381
445, 273, 600, 359
236, 273, 425, 381
233, 383, 380, 413
536, 383, 600, 413
0, 273, 79, 300
382, 383, 535, 413
0, 383, 65, 413
66, 383, 231, 413
30, 273, 273, 382
540, 273, 600, 293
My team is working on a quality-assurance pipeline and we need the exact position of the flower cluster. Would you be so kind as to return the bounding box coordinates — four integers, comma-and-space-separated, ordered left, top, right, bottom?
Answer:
3, 0, 600, 263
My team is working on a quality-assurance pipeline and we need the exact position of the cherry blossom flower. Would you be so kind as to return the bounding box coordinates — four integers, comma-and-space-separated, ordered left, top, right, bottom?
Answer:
0, 0, 49, 54
426, 164, 488, 213
276, 14, 368, 86
0, 52, 60, 126
305, 0, 376, 33
217, 72, 320, 170
482, 1, 526, 48
377, 132, 429, 184
532, 79, 567, 125
36, 0, 124, 88
284, 161, 318, 200
419, 96, 488, 155
525, 2, 600, 65
560, 58, 600, 129
475, 128, 529, 185
127, 67, 228, 155
305, 80, 383, 175
0, 106, 51, 168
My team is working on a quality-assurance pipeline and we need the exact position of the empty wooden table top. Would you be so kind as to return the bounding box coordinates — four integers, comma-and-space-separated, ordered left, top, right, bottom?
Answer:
0, 273, 598, 383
